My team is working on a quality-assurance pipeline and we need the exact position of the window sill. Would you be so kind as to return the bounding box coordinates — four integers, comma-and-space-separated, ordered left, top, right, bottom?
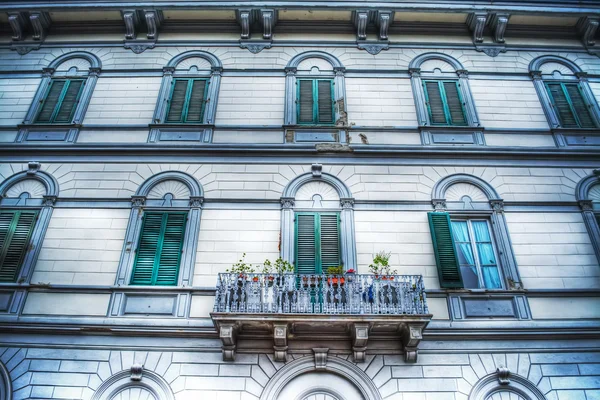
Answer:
148, 124, 214, 143
551, 128, 600, 147
418, 125, 485, 146
16, 124, 81, 143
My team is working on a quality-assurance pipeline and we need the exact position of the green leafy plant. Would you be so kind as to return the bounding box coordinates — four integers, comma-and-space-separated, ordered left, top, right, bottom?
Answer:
262, 257, 294, 274
327, 266, 344, 275
368, 251, 397, 276
227, 253, 255, 275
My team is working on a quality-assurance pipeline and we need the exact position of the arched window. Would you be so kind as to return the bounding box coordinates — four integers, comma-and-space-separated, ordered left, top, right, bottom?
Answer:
408, 53, 483, 145
429, 174, 520, 290
114, 171, 203, 288
284, 51, 348, 143
469, 371, 546, 400
150, 51, 223, 143
92, 369, 175, 400
18, 51, 101, 143
529, 55, 600, 132
576, 171, 600, 264
0, 360, 12, 400
280, 166, 356, 273
0, 165, 58, 288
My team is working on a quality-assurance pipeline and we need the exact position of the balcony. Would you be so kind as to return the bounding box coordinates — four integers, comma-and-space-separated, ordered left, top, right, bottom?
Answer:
210, 273, 432, 363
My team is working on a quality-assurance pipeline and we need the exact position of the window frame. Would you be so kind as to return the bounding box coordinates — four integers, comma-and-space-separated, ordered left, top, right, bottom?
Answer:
164, 77, 210, 124
34, 78, 86, 124
543, 81, 596, 129
296, 78, 335, 126
294, 211, 341, 274
422, 79, 467, 127
450, 218, 503, 289
0, 209, 39, 283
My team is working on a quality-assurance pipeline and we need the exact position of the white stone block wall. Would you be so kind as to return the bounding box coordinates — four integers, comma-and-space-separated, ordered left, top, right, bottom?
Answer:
0, 78, 41, 126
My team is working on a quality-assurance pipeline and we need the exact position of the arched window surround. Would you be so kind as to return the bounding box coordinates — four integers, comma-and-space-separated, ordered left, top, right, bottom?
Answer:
529, 55, 600, 132
0, 168, 59, 287
149, 50, 223, 143
408, 53, 483, 146
284, 51, 348, 143
17, 51, 101, 143
114, 171, 203, 288
468, 371, 547, 400
431, 174, 522, 291
0, 360, 12, 400
91, 369, 175, 400
576, 171, 600, 264
280, 170, 357, 272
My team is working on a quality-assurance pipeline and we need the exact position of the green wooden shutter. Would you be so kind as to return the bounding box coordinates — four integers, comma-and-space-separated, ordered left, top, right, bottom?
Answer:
185, 79, 207, 122
166, 79, 189, 123
565, 84, 595, 128
295, 213, 317, 274
54, 80, 84, 123
427, 212, 463, 288
0, 210, 37, 282
317, 80, 334, 124
36, 80, 66, 123
319, 214, 340, 271
298, 80, 314, 124
424, 81, 447, 125
131, 212, 187, 286
546, 83, 578, 128
442, 81, 467, 126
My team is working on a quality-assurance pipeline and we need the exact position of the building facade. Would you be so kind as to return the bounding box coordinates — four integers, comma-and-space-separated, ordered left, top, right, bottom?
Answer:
0, 1, 600, 399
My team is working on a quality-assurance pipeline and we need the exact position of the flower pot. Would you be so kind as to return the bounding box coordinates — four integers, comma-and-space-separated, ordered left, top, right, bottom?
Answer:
252, 277, 259, 282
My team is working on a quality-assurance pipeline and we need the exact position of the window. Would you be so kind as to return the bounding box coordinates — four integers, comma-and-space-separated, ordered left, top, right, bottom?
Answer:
297, 79, 335, 125
295, 212, 341, 274
451, 219, 502, 289
35, 79, 85, 124
130, 212, 187, 286
0, 210, 38, 282
423, 80, 467, 126
165, 78, 209, 123
544, 82, 596, 128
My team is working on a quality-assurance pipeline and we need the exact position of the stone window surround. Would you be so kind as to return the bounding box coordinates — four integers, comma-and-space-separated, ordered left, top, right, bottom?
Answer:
468, 370, 547, 400
576, 171, 600, 265
17, 51, 101, 143
91, 369, 175, 400
529, 55, 600, 130
280, 168, 357, 272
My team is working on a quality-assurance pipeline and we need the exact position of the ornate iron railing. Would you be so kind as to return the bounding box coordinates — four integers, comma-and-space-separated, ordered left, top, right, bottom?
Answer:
213, 273, 429, 315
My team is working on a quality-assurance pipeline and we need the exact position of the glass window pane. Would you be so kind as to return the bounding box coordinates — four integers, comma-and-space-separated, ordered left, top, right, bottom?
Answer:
471, 221, 491, 241
460, 265, 479, 288
481, 266, 502, 289
476, 243, 497, 266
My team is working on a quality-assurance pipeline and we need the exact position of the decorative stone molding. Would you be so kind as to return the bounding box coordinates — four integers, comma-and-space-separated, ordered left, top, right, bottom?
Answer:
578, 16, 599, 47
467, 12, 488, 44
240, 41, 272, 53
29, 12, 51, 41
313, 348, 329, 369
122, 10, 140, 40
42, 195, 57, 207
352, 10, 369, 40
402, 324, 424, 363
311, 163, 323, 177
92, 370, 175, 400
432, 199, 447, 211
12, 44, 41, 55
219, 323, 238, 361
490, 200, 505, 213
273, 323, 288, 362
281, 197, 295, 209
236, 9, 253, 39
144, 10, 162, 40
489, 13, 510, 43
340, 198, 354, 209
357, 42, 389, 55
468, 372, 546, 400
375, 10, 394, 40
475, 45, 507, 58
259, 9, 277, 39
131, 196, 145, 208
189, 196, 203, 208
576, 173, 600, 264
130, 363, 143, 381
579, 200, 594, 211
497, 367, 510, 384
124, 41, 155, 54
0, 361, 12, 400
8, 12, 26, 41
351, 323, 369, 362
27, 161, 41, 174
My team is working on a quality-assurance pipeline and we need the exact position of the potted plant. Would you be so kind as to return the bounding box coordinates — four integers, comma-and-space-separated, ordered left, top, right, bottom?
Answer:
327, 266, 345, 286
345, 268, 355, 282
368, 251, 397, 280
263, 257, 294, 286
226, 253, 255, 284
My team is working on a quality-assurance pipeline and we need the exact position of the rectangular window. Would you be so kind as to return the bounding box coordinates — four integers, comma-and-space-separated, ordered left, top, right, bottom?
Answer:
130, 212, 187, 286
450, 219, 502, 289
165, 78, 208, 123
0, 210, 38, 282
423, 80, 467, 126
35, 79, 85, 123
297, 79, 334, 125
295, 212, 340, 274
545, 82, 596, 128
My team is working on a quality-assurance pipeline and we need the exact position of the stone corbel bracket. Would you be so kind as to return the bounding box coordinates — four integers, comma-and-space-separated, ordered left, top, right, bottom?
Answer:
401, 323, 426, 363
218, 322, 238, 361
144, 10, 163, 40
273, 323, 288, 362
489, 13, 510, 44
8, 12, 27, 41
352, 10, 370, 41
122, 10, 141, 40
351, 323, 370, 362
121, 9, 162, 52
578, 16, 599, 48
313, 348, 329, 369
29, 12, 51, 41
467, 12, 489, 44
375, 10, 394, 41
259, 9, 277, 40
236, 9, 254, 40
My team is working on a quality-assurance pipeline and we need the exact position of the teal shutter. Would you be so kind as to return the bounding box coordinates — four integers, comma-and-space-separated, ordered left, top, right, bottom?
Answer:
546, 83, 578, 128
424, 81, 447, 125
36, 80, 66, 123
565, 84, 595, 128
54, 80, 84, 123
185, 79, 207, 122
0, 210, 37, 282
317, 80, 334, 124
131, 212, 187, 286
166, 80, 189, 122
428, 212, 463, 288
442, 81, 467, 126
298, 80, 314, 124
295, 213, 317, 274
295, 213, 340, 274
